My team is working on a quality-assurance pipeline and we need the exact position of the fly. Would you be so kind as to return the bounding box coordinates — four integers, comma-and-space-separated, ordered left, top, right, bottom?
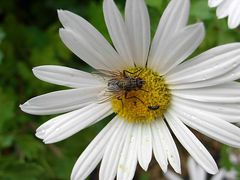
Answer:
94, 69, 147, 105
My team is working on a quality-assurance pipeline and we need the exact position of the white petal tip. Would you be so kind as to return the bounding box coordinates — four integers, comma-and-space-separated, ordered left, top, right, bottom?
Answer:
162, 167, 168, 174
139, 159, 150, 171
43, 141, 51, 144
208, 167, 219, 175
57, 10, 72, 26
198, 22, 204, 28
170, 160, 181, 174
32, 66, 44, 72
173, 167, 181, 174
208, 4, 216, 8
20, 102, 30, 113
19, 104, 23, 109
57, 9, 66, 16
20, 102, 41, 115
32, 66, 50, 79
35, 129, 46, 139
42, 135, 55, 143
43, 134, 62, 144
43, 139, 54, 144
228, 23, 239, 30
208, 0, 221, 8
194, 22, 205, 32
141, 164, 149, 171
57, 9, 63, 13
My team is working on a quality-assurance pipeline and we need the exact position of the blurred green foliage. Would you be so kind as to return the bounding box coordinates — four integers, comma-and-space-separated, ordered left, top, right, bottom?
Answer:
0, 0, 239, 179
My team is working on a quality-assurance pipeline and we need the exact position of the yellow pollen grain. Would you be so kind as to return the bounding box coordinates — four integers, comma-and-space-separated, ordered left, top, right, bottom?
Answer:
111, 67, 171, 123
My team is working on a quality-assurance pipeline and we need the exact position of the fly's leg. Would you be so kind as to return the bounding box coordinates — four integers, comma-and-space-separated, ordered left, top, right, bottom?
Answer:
138, 88, 148, 92
125, 92, 145, 105
123, 69, 143, 77
117, 96, 124, 110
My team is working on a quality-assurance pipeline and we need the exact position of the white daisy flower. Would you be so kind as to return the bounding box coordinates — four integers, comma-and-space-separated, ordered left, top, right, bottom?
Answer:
165, 157, 237, 180
21, 0, 240, 179
208, 0, 240, 29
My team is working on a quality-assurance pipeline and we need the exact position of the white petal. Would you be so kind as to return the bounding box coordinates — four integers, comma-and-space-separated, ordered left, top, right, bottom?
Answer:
99, 118, 127, 180
117, 123, 138, 180
165, 171, 182, 180
59, 28, 118, 71
58, 10, 124, 71
197, 167, 207, 180
211, 169, 226, 180
187, 157, 198, 180
208, 0, 224, 8
20, 86, 104, 115
32, 65, 103, 88
150, 23, 205, 74
165, 111, 218, 174
125, 0, 150, 67
169, 65, 240, 89
150, 0, 189, 50
171, 104, 240, 148
137, 123, 152, 171
216, 0, 231, 19
155, 119, 181, 174
151, 120, 168, 172
103, 0, 134, 67
167, 43, 240, 84
148, 0, 189, 68
172, 96, 240, 123
36, 102, 112, 143
71, 116, 121, 180
227, 1, 240, 29
188, 157, 207, 180
171, 82, 240, 103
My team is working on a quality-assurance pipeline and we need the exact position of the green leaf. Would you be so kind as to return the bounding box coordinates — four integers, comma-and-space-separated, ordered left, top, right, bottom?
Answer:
0, 161, 45, 180
0, 135, 14, 148
0, 28, 5, 43
219, 145, 232, 170
0, 88, 15, 131
190, 1, 213, 20
146, 0, 162, 11
140, 171, 150, 180
15, 135, 44, 160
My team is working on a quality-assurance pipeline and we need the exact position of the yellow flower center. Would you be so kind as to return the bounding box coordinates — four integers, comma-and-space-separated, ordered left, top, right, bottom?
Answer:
111, 67, 171, 123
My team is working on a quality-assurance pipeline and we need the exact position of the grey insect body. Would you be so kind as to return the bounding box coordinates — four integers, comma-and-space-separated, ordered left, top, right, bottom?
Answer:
94, 69, 146, 104
107, 76, 144, 93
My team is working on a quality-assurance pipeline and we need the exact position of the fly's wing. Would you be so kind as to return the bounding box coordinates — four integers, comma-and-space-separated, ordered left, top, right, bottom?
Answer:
97, 87, 111, 103
97, 87, 124, 103
93, 69, 124, 103
92, 69, 122, 78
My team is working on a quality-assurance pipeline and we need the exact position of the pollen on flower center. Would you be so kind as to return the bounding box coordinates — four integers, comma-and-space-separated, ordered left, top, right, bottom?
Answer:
111, 67, 171, 123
